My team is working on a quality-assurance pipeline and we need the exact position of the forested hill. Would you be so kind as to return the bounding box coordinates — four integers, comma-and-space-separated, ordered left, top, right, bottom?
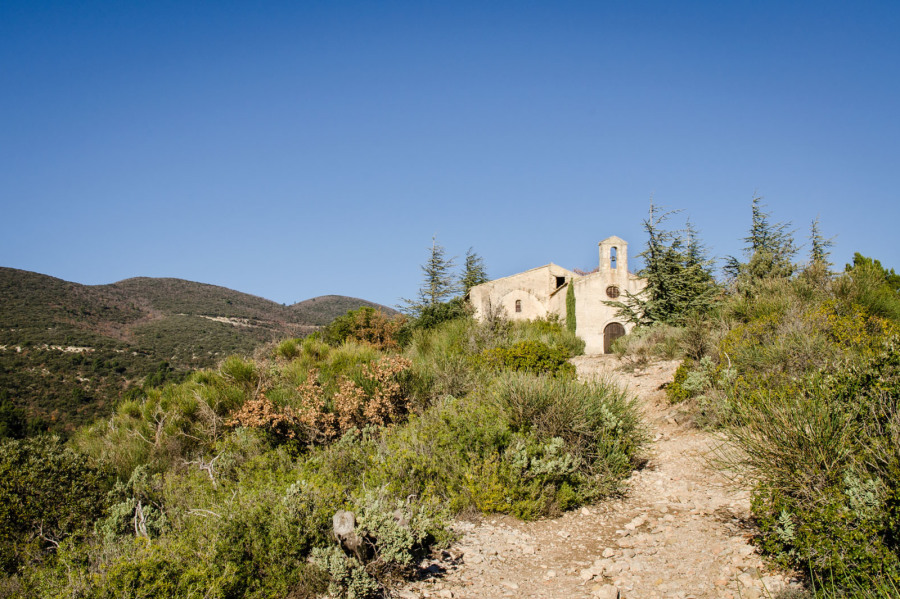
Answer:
0, 267, 395, 434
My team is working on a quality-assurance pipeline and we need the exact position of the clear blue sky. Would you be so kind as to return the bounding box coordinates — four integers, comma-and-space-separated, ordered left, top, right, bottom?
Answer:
2, 1, 898, 306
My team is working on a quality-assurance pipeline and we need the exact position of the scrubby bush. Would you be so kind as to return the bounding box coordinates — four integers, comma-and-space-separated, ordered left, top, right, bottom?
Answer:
481, 340, 575, 377
667, 359, 693, 403
0, 437, 110, 574
721, 341, 900, 590
18, 313, 644, 598
273, 338, 301, 360
687, 268, 900, 593
612, 322, 684, 365
493, 372, 644, 482
324, 307, 406, 351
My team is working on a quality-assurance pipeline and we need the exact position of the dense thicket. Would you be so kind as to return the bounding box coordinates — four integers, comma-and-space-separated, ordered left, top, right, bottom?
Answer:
614, 197, 900, 595
1, 308, 642, 598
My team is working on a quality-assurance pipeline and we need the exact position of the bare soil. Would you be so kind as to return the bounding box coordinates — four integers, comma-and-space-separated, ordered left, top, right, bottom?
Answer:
396, 356, 803, 599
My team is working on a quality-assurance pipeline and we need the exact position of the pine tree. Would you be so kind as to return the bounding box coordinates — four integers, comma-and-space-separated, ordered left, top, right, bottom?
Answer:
725, 196, 797, 287
607, 202, 718, 326
401, 236, 458, 316
460, 248, 488, 295
808, 216, 834, 268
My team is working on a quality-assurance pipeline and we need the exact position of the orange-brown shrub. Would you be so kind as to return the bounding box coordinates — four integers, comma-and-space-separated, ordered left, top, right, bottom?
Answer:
227, 356, 412, 443
227, 395, 300, 439
324, 307, 406, 351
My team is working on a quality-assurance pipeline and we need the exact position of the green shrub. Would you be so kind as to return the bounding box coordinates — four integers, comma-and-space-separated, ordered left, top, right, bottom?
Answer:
666, 357, 717, 404
0, 437, 110, 574
273, 338, 301, 360
667, 359, 693, 403
507, 317, 585, 357
372, 395, 584, 520
719, 337, 900, 591
481, 340, 575, 377
492, 372, 644, 483
323, 307, 405, 351
221, 356, 258, 388
313, 492, 446, 599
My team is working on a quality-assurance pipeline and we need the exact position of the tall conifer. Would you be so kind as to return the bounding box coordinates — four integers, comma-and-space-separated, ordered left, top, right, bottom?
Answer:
607, 202, 718, 326
401, 236, 457, 316
460, 248, 488, 295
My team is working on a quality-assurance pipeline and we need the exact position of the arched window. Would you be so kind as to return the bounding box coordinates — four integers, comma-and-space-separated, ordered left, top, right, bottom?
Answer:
515, 299, 522, 313
610, 246, 618, 269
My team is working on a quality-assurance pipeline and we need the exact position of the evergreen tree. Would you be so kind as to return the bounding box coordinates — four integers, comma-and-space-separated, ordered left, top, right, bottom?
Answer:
607, 202, 718, 326
401, 236, 458, 316
808, 216, 834, 268
724, 195, 797, 287
846, 253, 900, 292
460, 247, 488, 295
565, 281, 576, 333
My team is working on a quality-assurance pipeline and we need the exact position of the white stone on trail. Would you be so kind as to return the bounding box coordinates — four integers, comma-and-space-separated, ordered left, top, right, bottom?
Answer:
592, 583, 620, 599
396, 357, 803, 599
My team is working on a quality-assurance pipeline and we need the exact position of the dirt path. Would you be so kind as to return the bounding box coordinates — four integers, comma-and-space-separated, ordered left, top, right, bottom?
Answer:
396, 356, 802, 599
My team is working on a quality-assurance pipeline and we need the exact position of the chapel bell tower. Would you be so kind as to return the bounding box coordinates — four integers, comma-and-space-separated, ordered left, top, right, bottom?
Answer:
599, 235, 628, 279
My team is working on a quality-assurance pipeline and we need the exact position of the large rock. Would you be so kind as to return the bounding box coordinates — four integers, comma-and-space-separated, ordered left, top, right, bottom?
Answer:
332, 510, 363, 553
593, 583, 620, 599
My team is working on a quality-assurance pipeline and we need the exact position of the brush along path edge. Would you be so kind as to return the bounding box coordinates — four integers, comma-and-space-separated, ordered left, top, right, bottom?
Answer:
396, 356, 802, 599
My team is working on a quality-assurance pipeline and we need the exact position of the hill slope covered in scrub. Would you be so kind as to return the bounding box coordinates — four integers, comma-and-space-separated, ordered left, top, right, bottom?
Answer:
290, 294, 397, 326
0, 312, 647, 599
0, 267, 393, 433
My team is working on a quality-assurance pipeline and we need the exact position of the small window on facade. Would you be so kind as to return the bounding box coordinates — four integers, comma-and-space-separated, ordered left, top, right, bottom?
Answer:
515, 300, 522, 313
555, 276, 565, 288
610, 246, 618, 269
606, 285, 620, 299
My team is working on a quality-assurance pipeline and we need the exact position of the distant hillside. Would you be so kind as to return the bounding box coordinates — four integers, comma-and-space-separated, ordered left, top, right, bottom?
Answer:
290, 295, 399, 326
0, 267, 393, 434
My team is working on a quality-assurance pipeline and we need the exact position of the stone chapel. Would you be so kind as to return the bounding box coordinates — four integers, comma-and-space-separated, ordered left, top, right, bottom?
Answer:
468, 236, 646, 354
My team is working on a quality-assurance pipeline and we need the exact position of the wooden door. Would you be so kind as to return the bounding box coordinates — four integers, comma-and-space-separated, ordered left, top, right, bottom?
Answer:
604, 322, 625, 353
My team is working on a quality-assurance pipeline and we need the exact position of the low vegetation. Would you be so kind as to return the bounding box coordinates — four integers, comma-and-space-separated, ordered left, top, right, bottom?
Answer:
9, 209, 896, 597
0, 306, 643, 598
0, 268, 391, 436
614, 198, 900, 596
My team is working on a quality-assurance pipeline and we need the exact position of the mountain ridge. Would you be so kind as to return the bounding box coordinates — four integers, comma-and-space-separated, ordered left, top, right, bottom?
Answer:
0, 266, 396, 433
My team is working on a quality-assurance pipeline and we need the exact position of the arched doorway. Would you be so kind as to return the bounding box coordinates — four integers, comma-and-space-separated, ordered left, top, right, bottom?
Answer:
603, 322, 625, 353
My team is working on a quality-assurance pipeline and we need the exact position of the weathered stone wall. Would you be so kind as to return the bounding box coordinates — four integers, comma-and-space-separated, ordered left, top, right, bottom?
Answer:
469, 264, 577, 322
573, 272, 645, 354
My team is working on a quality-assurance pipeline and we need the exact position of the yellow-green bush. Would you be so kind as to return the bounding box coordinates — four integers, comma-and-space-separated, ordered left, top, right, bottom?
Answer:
20, 314, 642, 599
481, 340, 575, 377
704, 273, 900, 592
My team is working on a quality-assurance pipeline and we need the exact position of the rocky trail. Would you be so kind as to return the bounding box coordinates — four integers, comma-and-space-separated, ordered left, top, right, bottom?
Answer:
396, 356, 802, 599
